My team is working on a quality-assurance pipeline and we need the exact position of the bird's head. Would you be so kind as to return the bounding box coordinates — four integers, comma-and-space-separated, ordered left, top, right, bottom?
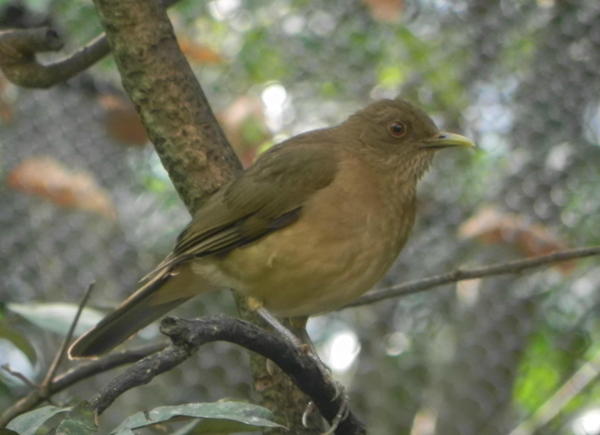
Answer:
344, 98, 475, 180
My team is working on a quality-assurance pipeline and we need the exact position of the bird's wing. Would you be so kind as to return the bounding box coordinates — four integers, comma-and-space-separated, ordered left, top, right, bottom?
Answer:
148, 136, 339, 275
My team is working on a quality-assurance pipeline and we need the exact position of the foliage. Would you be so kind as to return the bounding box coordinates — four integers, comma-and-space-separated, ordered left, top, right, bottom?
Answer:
1, 0, 599, 434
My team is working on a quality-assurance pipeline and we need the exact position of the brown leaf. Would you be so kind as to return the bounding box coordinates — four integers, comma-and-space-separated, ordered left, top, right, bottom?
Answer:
7, 157, 117, 219
98, 94, 148, 146
218, 96, 271, 167
178, 37, 225, 65
459, 206, 574, 274
0, 76, 14, 123
362, 0, 405, 22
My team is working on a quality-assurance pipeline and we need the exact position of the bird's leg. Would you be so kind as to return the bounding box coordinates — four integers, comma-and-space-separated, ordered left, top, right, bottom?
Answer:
301, 388, 350, 434
287, 318, 350, 434
320, 396, 350, 435
249, 299, 350, 433
285, 319, 350, 434
290, 316, 319, 355
253, 305, 304, 348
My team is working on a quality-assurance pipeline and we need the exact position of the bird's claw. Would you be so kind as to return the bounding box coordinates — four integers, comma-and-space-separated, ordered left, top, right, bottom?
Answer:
302, 401, 316, 428
330, 379, 344, 401
302, 381, 350, 434
321, 387, 350, 435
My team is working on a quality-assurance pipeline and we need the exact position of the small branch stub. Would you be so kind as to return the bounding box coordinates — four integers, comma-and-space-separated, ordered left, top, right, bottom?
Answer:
0, 28, 63, 60
0, 27, 110, 88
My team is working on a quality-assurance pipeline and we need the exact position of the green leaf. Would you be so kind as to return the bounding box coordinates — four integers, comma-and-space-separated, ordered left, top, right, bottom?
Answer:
0, 321, 37, 363
110, 401, 283, 434
377, 65, 407, 88
55, 402, 97, 434
514, 331, 563, 412
193, 418, 279, 433
170, 420, 199, 435
0, 379, 12, 396
6, 405, 71, 435
6, 303, 105, 337
21, 0, 52, 13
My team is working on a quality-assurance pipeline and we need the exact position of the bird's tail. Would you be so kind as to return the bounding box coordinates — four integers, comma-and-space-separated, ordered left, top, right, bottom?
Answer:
68, 265, 199, 359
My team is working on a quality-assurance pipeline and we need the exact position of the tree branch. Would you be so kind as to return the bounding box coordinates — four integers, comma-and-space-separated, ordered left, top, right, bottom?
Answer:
40, 283, 96, 397
90, 315, 365, 435
0, 343, 165, 427
0, 28, 108, 88
348, 245, 600, 308
90, 1, 305, 430
92, 0, 240, 212
0, 0, 180, 89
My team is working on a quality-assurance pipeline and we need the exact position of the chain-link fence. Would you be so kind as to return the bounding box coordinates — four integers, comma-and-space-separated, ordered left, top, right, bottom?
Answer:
1, 0, 600, 434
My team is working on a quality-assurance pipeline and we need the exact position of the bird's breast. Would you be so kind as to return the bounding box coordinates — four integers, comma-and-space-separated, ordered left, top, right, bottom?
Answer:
215, 152, 416, 316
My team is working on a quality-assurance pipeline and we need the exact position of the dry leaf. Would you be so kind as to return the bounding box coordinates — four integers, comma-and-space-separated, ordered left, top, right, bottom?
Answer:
362, 0, 405, 22
0, 75, 14, 123
218, 95, 270, 167
7, 157, 117, 219
178, 37, 225, 65
459, 206, 574, 274
98, 94, 148, 146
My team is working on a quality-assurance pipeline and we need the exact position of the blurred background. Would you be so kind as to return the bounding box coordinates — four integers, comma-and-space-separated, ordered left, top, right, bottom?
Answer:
1, 0, 600, 433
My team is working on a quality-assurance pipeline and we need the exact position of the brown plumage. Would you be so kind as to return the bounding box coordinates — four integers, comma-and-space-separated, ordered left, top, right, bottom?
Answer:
68, 98, 474, 358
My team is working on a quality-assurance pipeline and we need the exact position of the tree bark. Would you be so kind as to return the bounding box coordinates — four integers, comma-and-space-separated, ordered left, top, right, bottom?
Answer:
90, 0, 316, 432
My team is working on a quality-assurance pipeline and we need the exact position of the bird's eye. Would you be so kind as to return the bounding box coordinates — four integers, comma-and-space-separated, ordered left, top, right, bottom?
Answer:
388, 122, 407, 137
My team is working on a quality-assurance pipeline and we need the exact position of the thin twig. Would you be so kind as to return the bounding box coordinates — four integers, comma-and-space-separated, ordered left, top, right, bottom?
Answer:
0, 27, 63, 57
0, 28, 109, 88
0, 343, 165, 428
347, 246, 600, 308
1, 364, 36, 389
0, 0, 181, 88
40, 282, 95, 397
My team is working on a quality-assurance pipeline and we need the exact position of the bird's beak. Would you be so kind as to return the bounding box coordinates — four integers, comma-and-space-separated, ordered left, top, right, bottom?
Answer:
420, 132, 476, 150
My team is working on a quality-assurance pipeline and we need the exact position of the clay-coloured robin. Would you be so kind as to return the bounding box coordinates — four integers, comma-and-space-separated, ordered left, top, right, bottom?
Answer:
69, 97, 474, 358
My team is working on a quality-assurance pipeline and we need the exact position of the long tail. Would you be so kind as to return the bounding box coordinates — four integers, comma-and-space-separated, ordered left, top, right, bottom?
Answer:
68, 265, 199, 358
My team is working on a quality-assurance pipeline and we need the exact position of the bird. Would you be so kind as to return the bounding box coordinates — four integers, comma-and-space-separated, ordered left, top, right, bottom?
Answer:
68, 97, 474, 359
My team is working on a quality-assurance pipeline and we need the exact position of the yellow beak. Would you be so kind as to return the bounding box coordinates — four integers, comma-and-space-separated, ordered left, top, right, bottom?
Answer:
420, 131, 476, 150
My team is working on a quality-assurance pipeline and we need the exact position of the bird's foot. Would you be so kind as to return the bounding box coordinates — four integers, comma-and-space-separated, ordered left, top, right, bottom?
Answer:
252, 305, 350, 432
322, 392, 350, 435
302, 401, 317, 428
301, 383, 350, 435
306, 350, 337, 390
